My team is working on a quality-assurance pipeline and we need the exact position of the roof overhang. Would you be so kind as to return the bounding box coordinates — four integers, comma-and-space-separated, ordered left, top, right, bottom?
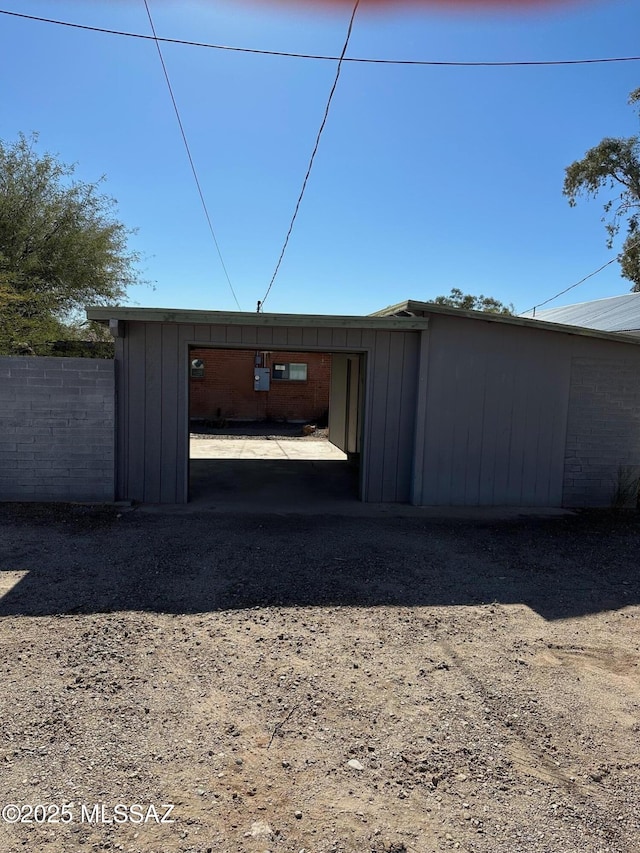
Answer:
86, 306, 430, 331
371, 299, 640, 347
86, 301, 640, 347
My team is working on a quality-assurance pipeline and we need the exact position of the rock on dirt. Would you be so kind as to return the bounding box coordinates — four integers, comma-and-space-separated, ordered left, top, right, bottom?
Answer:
0, 504, 639, 852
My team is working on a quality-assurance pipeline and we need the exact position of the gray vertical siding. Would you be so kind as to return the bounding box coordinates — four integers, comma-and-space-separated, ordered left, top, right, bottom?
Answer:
143, 323, 163, 502
112, 314, 640, 508
176, 325, 194, 504
114, 336, 127, 500
416, 317, 573, 506
115, 322, 421, 504
361, 331, 420, 503
160, 324, 180, 503
382, 333, 418, 502
126, 322, 146, 501
118, 322, 193, 503
414, 315, 640, 507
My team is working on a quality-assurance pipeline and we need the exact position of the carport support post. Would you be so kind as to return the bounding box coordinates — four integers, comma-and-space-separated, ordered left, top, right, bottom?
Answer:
410, 328, 430, 505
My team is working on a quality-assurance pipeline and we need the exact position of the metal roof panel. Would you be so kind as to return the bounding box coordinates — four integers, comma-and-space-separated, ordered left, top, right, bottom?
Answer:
521, 294, 640, 331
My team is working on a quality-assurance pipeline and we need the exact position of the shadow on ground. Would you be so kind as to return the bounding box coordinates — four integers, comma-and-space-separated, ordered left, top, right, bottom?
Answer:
190, 419, 324, 437
189, 459, 359, 506
0, 505, 639, 621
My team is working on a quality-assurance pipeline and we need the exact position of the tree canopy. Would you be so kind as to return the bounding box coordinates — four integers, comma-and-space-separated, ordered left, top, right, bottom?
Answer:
563, 88, 640, 291
430, 288, 514, 315
0, 133, 143, 353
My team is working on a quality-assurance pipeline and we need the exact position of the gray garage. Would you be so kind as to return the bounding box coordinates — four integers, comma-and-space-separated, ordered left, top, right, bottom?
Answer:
86, 301, 640, 508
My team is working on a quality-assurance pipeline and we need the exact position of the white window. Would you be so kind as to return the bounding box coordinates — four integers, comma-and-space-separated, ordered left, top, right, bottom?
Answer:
272, 362, 307, 381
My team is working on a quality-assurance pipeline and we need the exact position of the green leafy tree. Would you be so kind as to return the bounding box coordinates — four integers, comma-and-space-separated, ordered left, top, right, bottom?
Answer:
431, 288, 514, 315
0, 133, 143, 353
563, 87, 640, 290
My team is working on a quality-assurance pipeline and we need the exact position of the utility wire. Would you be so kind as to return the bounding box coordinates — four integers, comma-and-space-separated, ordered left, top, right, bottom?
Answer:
5, 4, 630, 314
525, 258, 617, 316
142, 0, 241, 310
260, 0, 360, 309
2, 8, 640, 68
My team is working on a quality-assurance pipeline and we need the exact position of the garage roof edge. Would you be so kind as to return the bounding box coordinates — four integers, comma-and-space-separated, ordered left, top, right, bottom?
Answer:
86, 302, 640, 346
85, 306, 431, 331
371, 299, 640, 346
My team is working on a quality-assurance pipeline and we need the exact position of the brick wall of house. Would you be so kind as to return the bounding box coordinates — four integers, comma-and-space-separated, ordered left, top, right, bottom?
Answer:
563, 357, 640, 507
189, 349, 331, 422
0, 356, 115, 502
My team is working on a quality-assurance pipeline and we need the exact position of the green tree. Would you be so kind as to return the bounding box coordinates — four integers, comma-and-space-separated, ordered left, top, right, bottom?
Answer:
0, 133, 143, 353
563, 88, 640, 290
431, 288, 514, 315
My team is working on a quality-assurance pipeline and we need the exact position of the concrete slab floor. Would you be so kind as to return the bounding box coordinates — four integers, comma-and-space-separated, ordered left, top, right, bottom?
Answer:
189, 438, 347, 461
189, 459, 360, 510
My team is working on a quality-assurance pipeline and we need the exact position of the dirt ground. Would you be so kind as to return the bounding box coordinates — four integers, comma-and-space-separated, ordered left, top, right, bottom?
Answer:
189, 421, 329, 440
0, 504, 638, 853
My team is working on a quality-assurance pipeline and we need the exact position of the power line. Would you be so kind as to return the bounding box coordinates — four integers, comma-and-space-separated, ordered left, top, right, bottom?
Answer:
525, 258, 617, 316
5, 4, 632, 315
259, 0, 360, 309
142, 0, 240, 310
2, 8, 640, 68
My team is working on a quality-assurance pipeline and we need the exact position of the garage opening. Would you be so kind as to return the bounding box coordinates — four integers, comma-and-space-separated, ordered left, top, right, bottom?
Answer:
187, 347, 365, 508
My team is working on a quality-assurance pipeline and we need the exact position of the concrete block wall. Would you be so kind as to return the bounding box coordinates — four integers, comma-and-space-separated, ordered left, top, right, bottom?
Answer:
0, 357, 115, 502
189, 349, 331, 422
563, 358, 640, 507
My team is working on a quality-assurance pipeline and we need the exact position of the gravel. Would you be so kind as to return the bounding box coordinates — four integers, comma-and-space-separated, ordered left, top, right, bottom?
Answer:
0, 504, 638, 853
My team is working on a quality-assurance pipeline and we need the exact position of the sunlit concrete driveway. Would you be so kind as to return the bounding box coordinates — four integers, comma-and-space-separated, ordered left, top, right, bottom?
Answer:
189, 438, 347, 461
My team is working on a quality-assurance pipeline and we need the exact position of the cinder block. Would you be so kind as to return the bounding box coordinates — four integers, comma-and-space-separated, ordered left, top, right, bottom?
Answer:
26, 377, 64, 387
23, 427, 54, 437
77, 431, 114, 444
0, 359, 29, 370
11, 451, 36, 461
28, 401, 65, 411
60, 359, 88, 369
66, 377, 105, 388
565, 356, 640, 505
0, 460, 20, 470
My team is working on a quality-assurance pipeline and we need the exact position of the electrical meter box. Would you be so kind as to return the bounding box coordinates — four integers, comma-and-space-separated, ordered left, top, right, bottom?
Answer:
254, 367, 270, 391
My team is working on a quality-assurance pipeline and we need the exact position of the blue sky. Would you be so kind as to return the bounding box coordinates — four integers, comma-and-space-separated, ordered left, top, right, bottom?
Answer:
1, 0, 639, 315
